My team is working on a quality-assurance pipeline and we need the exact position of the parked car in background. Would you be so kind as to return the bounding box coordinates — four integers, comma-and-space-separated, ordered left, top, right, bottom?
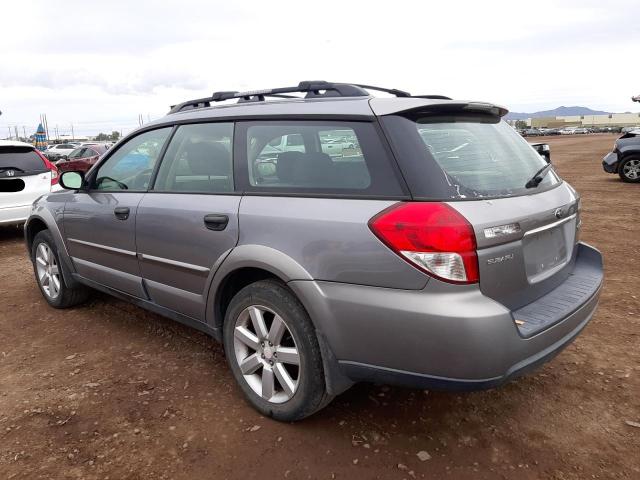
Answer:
258, 133, 358, 159
560, 127, 577, 135
602, 129, 640, 182
78, 142, 114, 149
0, 140, 60, 225
56, 144, 109, 172
573, 127, 590, 134
25, 81, 603, 421
44, 143, 78, 161
522, 128, 542, 137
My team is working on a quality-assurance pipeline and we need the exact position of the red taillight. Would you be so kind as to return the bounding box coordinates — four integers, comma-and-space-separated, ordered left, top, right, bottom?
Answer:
35, 150, 59, 186
369, 202, 479, 284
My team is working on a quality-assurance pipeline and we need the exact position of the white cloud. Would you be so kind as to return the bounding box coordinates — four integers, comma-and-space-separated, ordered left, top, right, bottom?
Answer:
1, 0, 639, 136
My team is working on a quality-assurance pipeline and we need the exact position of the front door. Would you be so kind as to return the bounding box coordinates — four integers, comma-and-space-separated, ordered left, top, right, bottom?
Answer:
64, 127, 173, 297
135, 122, 240, 320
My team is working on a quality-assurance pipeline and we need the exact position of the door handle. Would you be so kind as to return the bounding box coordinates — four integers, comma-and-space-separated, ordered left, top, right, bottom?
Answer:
204, 214, 229, 231
114, 206, 130, 220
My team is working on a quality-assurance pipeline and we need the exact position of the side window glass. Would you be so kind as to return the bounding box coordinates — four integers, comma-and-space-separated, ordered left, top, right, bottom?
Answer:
69, 148, 84, 159
94, 127, 171, 191
246, 124, 370, 189
153, 123, 233, 193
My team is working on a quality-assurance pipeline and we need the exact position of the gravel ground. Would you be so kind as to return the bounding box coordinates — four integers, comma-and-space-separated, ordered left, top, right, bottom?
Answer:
0, 134, 639, 479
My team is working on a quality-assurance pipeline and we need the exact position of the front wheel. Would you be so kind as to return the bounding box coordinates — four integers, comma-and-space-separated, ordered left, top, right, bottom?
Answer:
223, 280, 331, 421
619, 157, 640, 183
31, 230, 89, 308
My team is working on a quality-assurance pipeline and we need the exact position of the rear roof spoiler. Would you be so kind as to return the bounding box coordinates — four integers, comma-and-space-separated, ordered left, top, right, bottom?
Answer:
369, 98, 509, 117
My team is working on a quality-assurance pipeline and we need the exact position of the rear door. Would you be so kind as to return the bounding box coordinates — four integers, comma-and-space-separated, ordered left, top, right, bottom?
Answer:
135, 122, 240, 320
64, 128, 172, 296
0, 146, 51, 222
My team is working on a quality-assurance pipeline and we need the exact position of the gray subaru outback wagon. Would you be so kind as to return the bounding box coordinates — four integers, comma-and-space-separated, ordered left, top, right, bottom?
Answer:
25, 81, 603, 421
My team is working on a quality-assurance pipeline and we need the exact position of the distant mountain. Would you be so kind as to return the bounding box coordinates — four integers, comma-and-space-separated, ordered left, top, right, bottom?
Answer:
505, 106, 611, 121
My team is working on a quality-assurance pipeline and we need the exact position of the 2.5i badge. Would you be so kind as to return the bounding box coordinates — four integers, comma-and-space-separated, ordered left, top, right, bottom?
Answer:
487, 253, 515, 265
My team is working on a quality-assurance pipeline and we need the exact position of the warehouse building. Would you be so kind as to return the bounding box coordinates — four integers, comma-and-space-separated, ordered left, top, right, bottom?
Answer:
531, 113, 640, 128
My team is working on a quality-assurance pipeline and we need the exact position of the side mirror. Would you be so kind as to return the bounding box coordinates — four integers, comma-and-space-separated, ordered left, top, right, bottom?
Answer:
59, 171, 85, 190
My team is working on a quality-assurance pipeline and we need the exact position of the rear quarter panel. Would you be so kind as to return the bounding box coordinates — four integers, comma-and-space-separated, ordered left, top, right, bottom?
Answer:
237, 196, 429, 289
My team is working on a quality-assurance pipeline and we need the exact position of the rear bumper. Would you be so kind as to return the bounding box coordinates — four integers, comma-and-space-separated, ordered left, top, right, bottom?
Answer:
602, 152, 619, 173
290, 242, 603, 392
0, 204, 31, 225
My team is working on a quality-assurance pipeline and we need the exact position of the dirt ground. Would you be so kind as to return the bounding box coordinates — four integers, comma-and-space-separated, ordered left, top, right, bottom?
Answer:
1, 134, 639, 479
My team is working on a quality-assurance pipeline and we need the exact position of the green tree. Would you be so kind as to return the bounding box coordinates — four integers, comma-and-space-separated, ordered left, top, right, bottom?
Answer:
515, 120, 528, 129
110, 131, 120, 141
95, 132, 110, 141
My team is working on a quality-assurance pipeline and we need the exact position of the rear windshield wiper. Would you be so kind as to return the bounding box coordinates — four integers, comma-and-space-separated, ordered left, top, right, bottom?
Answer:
525, 163, 553, 189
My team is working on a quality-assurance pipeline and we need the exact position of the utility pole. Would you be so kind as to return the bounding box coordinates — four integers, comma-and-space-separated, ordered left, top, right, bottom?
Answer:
71, 123, 75, 141
14, 126, 18, 141
22, 126, 26, 141
7, 127, 12, 140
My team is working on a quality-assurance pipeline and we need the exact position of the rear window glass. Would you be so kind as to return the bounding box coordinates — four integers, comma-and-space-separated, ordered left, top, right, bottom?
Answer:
414, 116, 559, 198
0, 148, 46, 172
246, 124, 371, 190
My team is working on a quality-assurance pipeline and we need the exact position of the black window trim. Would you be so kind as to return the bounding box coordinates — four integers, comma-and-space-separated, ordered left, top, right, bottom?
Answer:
81, 115, 412, 199
234, 119, 410, 199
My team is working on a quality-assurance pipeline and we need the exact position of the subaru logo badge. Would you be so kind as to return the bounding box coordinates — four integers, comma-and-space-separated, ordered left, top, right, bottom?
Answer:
6, 170, 14, 177
554, 208, 563, 219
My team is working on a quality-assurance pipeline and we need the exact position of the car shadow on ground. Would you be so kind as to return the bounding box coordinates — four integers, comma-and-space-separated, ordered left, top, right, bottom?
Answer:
82, 290, 531, 438
0, 224, 24, 243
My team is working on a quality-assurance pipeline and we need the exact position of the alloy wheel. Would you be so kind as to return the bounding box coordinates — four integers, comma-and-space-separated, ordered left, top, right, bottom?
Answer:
233, 305, 300, 403
623, 159, 640, 180
35, 242, 61, 299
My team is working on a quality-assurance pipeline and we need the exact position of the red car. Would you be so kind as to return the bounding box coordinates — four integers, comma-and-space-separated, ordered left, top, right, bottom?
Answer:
56, 144, 109, 172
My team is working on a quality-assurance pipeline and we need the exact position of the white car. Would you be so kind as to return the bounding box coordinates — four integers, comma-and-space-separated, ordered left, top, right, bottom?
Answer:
0, 140, 61, 226
44, 143, 77, 161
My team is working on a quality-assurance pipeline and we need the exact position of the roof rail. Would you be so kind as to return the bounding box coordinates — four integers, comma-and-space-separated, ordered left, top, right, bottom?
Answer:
168, 81, 449, 114
352, 84, 411, 97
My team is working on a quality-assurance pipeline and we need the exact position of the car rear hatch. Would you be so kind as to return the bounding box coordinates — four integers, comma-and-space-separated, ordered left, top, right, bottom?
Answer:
376, 100, 598, 336
451, 187, 581, 311
0, 146, 52, 206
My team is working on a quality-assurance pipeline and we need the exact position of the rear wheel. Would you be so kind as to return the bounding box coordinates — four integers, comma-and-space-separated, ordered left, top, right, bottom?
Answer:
31, 230, 89, 308
223, 280, 331, 421
619, 157, 640, 183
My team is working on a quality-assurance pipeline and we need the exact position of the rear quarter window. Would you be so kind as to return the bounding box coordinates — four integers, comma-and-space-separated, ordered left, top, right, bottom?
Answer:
0, 148, 46, 173
237, 120, 406, 198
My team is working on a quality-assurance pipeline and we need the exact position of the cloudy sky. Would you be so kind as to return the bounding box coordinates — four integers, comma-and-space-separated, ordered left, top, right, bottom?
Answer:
1, 0, 639, 137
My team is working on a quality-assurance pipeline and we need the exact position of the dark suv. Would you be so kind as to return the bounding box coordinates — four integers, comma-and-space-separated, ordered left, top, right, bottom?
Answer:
25, 81, 603, 421
602, 129, 640, 182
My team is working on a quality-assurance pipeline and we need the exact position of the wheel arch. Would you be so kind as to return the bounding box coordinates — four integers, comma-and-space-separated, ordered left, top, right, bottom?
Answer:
205, 244, 313, 330
204, 245, 354, 396
24, 213, 80, 288
24, 216, 48, 252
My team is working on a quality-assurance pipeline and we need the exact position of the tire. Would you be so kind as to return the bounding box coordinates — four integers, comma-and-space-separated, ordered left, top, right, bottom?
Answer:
223, 279, 331, 421
31, 230, 89, 308
618, 157, 640, 183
